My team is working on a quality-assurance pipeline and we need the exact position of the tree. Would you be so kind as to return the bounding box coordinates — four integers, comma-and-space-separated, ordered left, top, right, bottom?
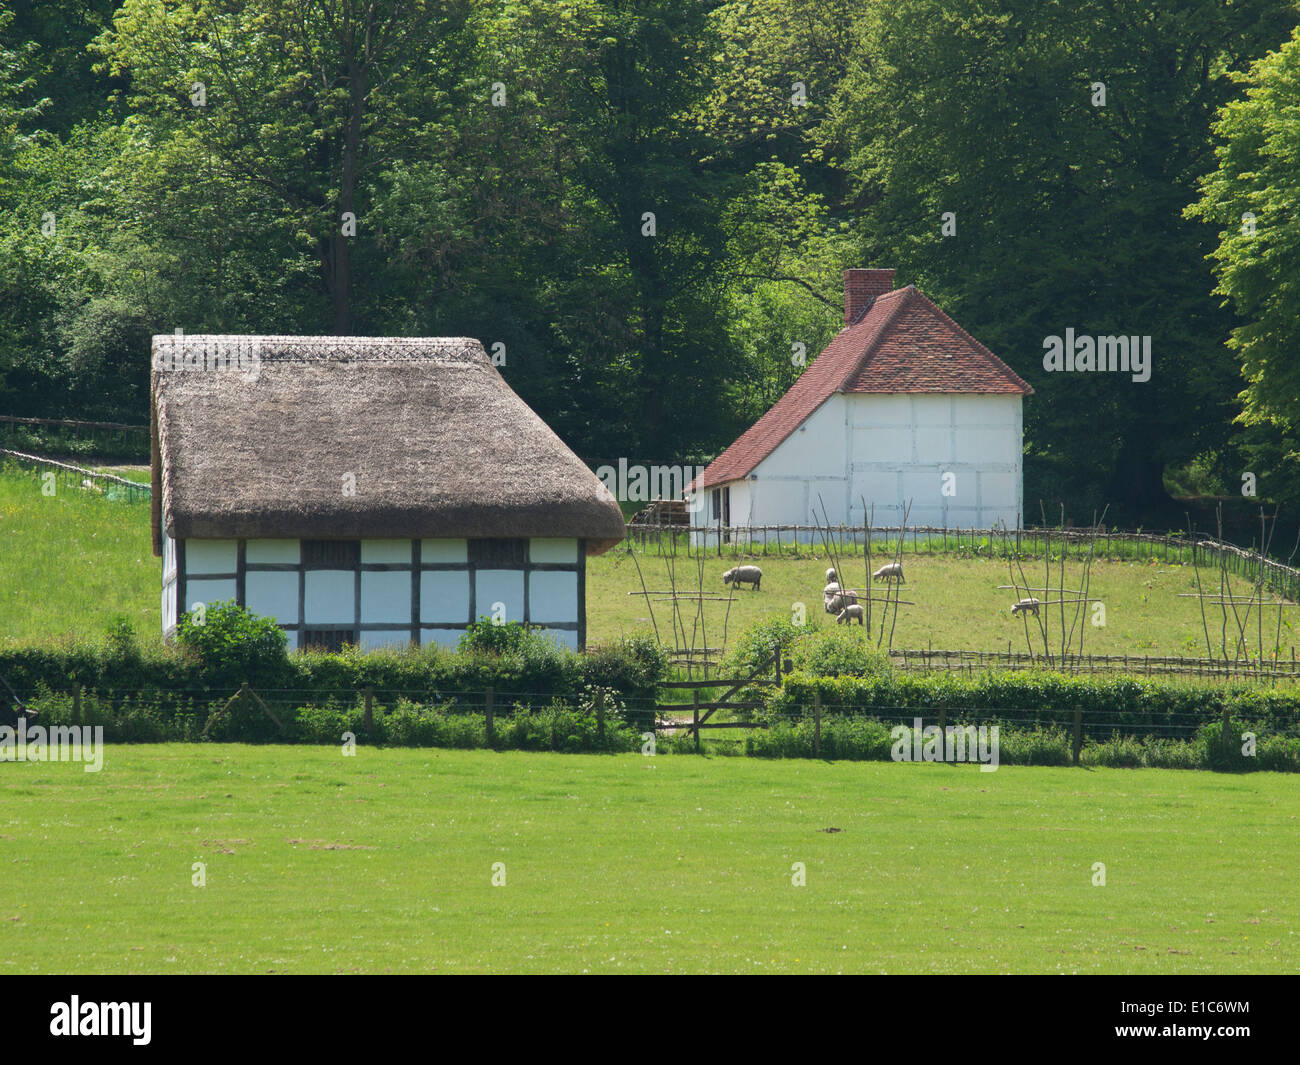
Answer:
94, 0, 474, 333
1188, 26, 1300, 502
821, 0, 1298, 520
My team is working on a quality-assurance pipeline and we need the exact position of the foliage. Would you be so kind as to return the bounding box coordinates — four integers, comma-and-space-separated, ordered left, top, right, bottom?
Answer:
174, 600, 289, 682
1188, 26, 1300, 503
771, 669, 1300, 742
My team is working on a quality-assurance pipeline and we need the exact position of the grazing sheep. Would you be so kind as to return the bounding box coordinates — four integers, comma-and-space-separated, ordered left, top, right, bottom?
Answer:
836, 604, 865, 625
824, 584, 859, 614
722, 565, 762, 591
1011, 597, 1041, 617
872, 562, 904, 582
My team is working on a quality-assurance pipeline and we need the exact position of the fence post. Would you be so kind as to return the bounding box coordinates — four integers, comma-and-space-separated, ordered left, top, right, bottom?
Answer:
813, 690, 821, 757
1072, 705, 1082, 765
692, 689, 701, 753
1221, 703, 1232, 761
485, 686, 495, 746
596, 688, 605, 741
364, 685, 373, 734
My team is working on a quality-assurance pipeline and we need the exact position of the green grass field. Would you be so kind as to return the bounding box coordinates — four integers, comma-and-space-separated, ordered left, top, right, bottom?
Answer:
4, 462, 1285, 662
2, 745, 1295, 974
589, 547, 1289, 660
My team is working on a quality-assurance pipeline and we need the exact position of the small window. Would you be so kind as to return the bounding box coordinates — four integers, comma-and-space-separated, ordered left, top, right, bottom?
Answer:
302, 540, 360, 567
302, 628, 356, 652
469, 538, 526, 567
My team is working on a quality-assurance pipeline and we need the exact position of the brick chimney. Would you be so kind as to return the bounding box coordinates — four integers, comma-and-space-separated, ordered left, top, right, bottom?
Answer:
844, 268, 896, 325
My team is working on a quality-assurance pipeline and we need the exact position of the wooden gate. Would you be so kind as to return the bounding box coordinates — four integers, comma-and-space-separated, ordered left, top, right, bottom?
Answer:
655, 651, 784, 749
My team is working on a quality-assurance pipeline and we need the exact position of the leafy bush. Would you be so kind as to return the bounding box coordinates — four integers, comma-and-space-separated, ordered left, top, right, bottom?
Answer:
723, 616, 803, 676
792, 628, 892, 678
458, 619, 538, 655
175, 600, 288, 683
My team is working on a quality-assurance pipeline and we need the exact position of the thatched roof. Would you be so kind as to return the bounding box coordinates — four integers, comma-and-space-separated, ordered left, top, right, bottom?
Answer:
150, 335, 625, 555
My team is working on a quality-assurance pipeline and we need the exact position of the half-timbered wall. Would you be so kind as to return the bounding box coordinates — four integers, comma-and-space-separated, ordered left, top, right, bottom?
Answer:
162, 536, 585, 650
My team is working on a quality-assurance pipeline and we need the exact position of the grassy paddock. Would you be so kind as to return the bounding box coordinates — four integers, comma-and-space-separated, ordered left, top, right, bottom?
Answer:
588, 548, 1294, 661
2, 461, 1295, 667
1, 745, 1295, 974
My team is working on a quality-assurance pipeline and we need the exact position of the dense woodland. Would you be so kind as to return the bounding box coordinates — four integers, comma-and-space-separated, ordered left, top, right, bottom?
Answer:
3, 0, 1300, 525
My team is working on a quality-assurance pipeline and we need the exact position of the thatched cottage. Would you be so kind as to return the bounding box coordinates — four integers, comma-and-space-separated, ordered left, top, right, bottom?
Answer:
151, 335, 625, 650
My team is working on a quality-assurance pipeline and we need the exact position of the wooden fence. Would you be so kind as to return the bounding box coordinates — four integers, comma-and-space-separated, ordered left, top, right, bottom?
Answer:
889, 646, 1300, 682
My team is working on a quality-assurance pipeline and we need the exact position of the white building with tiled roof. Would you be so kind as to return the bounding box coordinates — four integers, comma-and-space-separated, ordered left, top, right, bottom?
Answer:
687, 269, 1032, 533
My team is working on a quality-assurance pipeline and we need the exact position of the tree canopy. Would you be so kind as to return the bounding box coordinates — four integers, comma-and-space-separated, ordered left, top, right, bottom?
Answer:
2, 0, 1299, 521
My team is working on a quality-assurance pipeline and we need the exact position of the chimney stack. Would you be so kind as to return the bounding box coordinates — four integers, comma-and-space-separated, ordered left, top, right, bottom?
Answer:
844, 268, 896, 325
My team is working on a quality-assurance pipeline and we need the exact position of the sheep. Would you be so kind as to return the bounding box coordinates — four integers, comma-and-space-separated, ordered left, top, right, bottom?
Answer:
824, 583, 859, 614
1011, 597, 1041, 617
722, 565, 762, 591
872, 562, 904, 582
836, 604, 865, 625
825, 567, 838, 584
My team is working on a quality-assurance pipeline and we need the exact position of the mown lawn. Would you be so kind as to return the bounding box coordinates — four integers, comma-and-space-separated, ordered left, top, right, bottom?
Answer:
1, 745, 1295, 974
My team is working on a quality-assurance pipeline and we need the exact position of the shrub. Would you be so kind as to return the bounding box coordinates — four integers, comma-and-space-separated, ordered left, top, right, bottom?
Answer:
458, 619, 537, 655
175, 600, 288, 684
792, 628, 892, 678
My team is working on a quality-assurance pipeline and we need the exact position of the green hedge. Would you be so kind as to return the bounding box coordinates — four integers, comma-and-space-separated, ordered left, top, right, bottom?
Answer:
0, 622, 666, 740
735, 716, 1300, 771
769, 670, 1300, 740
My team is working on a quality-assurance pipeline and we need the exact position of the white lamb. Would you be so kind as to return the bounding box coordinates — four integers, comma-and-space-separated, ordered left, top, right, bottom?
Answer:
722, 565, 763, 591
836, 604, 865, 625
1011, 597, 1041, 616
872, 562, 904, 582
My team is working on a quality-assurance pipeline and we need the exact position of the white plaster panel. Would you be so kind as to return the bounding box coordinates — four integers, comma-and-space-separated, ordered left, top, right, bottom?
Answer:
528, 571, 578, 624
475, 570, 525, 623
246, 539, 300, 564
914, 424, 952, 464
246, 570, 300, 624
362, 570, 411, 623
185, 540, 237, 575
304, 570, 356, 624
540, 628, 579, 651
421, 570, 470, 624
161, 584, 176, 631
185, 578, 237, 609
529, 538, 578, 564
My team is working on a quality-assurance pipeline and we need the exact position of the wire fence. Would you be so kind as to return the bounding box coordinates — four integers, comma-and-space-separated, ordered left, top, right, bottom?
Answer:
9, 685, 1297, 742
0, 448, 151, 503
886, 647, 1300, 683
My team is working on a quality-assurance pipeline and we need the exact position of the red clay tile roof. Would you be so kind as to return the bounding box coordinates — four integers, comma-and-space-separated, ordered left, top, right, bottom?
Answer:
694, 285, 1031, 491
